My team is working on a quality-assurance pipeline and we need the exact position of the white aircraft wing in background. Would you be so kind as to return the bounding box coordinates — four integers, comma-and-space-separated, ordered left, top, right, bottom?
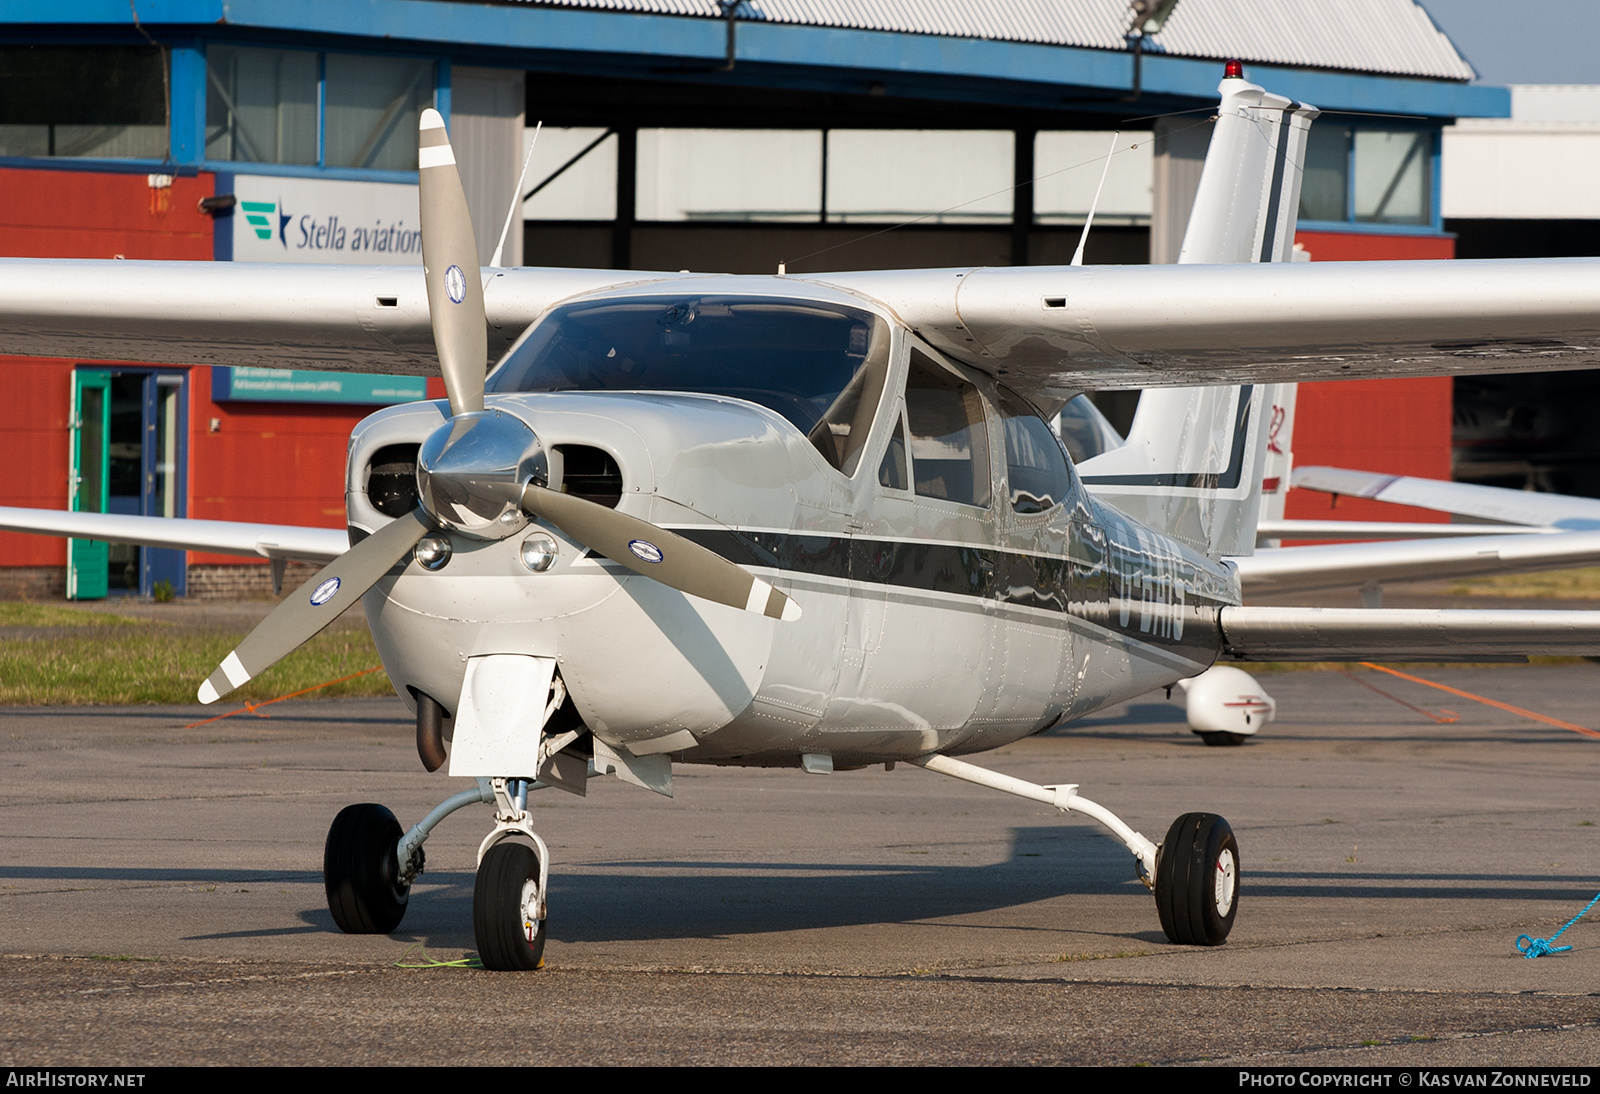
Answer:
1293, 465, 1600, 531
1255, 519, 1552, 541
1232, 528, 1600, 597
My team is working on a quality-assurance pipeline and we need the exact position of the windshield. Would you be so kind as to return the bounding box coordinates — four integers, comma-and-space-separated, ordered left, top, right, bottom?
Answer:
487, 295, 891, 473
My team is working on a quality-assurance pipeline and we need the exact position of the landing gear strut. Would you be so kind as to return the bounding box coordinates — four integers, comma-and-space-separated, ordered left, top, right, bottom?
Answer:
909, 754, 1239, 946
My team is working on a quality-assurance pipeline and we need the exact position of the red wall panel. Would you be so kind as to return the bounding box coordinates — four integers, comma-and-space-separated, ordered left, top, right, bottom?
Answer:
0, 168, 216, 568
0, 166, 378, 572
1285, 230, 1456, 525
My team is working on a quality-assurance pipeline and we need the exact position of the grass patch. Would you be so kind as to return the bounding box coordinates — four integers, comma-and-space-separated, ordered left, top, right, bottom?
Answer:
0, 621, 394, 705
1447, 566, 1600, 599
0, 602, 145, 627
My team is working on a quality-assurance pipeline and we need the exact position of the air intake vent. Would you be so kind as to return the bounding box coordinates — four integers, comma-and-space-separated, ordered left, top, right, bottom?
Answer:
555, 444, 622, 509
366, 443, 420, 518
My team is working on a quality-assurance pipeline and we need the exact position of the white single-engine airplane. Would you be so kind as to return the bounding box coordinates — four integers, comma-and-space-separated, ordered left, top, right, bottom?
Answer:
10, 69, 1600, 968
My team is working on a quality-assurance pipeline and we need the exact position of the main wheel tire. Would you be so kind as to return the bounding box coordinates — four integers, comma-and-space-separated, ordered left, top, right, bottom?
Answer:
324, 803, 410, 934
1154, 812, 1239, 946
1198, 731, 1247, 747
474, 841, 547, 971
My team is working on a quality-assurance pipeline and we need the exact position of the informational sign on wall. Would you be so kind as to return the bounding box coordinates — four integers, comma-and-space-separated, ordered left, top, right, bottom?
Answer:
226, 174, 421, 265
213, 367, 428, 405
218, 175, 427, 403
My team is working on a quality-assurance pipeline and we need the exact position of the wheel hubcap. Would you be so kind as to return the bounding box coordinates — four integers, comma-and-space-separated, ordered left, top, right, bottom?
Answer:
1214, 847, 1237, 917
520, 878, 540, 944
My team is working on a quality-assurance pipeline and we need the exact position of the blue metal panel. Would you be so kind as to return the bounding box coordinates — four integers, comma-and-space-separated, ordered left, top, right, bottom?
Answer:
1, 0, 1513, 121
168, 40, 206, 164
196, 161, 419, 184
211, 170, 233, 261
1297, 219, 1453, 239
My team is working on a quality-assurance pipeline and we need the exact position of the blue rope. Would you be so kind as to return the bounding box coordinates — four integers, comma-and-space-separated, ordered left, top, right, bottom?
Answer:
1517, 889, 1600, 959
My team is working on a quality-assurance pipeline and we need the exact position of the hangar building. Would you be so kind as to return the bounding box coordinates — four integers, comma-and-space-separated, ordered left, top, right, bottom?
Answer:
0, 0, 1505, 597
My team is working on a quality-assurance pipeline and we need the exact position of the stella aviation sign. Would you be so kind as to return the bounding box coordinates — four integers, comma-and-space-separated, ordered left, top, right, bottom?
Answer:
225, 174, 421, 265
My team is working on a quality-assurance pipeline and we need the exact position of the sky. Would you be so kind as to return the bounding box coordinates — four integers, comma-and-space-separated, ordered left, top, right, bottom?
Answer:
1420, 0, 1600, 84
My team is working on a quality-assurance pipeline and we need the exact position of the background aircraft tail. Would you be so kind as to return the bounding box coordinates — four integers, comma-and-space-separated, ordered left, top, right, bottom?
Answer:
1078, 75, 1316, 559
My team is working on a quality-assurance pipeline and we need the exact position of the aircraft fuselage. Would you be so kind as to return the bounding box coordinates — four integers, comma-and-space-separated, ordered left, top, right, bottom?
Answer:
344, 281, 1237, 771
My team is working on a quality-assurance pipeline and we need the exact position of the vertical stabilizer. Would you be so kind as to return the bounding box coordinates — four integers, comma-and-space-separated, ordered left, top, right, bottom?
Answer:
1079, 74, 1317, 559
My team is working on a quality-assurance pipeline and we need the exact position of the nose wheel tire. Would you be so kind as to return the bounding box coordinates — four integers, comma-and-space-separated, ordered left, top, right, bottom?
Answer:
474, 841, 547, 971
324, 803, 410, 934
1196, 731, 1248, 747
1154, 812, 1238, 946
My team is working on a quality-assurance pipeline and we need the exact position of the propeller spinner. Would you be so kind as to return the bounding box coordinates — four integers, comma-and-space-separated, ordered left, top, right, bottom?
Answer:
198, 110, 799, 705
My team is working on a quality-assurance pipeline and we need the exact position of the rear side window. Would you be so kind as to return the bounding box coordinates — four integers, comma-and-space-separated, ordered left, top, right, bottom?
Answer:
997, 386, 1076, 514
904, 351, 990, 508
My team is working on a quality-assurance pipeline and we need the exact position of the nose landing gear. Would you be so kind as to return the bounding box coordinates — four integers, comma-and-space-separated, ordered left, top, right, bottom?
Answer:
473, 841, 547, 970
322, 777, 555, 970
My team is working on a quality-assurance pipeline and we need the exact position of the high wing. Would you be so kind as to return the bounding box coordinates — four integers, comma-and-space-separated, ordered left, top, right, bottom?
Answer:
6, 258, 1600, 403
1293, 465, 1600, 531
0, 260, 666, 374
1218, 606, 1600, 661
0, 508, 347, 563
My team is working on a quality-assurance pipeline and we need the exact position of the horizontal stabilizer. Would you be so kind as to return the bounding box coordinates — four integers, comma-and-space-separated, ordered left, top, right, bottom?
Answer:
1255, 519, 1551, 542
1234, 528, 1600, 595
1293, 466, 1600, 532
1220, 605, 1600, 661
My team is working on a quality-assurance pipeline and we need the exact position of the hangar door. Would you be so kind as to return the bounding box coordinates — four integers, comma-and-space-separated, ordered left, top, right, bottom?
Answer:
68, 367, 188, 599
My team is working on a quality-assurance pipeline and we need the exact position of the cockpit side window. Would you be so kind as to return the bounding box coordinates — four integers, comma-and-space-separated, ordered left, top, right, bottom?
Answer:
904, 350, 991, 508
877, 409, 909, 491
997, 385, 1077, 514
804, 318, 892, 476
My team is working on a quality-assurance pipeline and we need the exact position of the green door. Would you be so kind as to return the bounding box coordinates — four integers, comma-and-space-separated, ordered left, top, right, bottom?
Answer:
68, 369, 111, 600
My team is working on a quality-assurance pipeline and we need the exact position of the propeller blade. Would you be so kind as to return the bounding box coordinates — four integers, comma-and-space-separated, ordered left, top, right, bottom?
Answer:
418, 108, 487, 418
197, 509, 433, 704
513, 483, 801, 622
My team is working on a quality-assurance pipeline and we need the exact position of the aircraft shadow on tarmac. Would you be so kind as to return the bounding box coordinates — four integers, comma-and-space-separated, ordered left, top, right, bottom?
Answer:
4, 830, 1591, 949
177, 824, 1598, 949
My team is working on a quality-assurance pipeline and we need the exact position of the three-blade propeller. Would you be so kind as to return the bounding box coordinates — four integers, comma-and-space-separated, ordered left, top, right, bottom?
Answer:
197, 109, 798, 705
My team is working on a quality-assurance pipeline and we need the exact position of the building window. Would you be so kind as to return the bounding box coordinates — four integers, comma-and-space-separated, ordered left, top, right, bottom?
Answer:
205, 45, 435, 172
1354, 129, 1431, 225
0, 46, 167, 160
1299, 121, 1435, 227
205, 46, 318, 165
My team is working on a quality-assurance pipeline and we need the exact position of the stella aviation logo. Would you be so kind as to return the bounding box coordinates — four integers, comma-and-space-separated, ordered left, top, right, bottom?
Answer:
240, 199, 291, 246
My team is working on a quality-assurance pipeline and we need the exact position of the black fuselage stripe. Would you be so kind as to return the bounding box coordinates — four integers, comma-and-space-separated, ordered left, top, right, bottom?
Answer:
675, 527, 1227, 656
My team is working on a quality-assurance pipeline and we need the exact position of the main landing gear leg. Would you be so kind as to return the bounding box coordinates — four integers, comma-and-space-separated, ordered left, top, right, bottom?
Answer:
909, 753, 1238, 946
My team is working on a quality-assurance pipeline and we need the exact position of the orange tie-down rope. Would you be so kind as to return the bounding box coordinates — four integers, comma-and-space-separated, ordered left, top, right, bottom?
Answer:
184, 666, 385, 729
1359, 662, 1600, 741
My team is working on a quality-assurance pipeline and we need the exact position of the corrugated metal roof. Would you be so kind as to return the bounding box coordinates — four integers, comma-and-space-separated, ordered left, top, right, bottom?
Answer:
514, 0, 1477, 81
